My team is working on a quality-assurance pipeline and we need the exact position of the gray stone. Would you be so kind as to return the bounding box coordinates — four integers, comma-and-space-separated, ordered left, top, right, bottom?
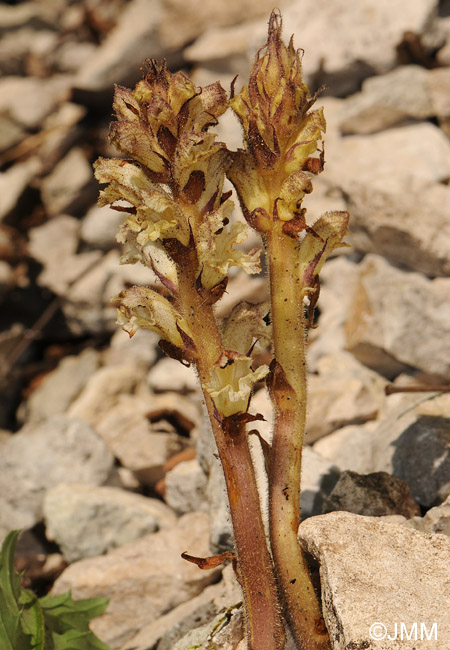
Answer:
92, 394, 190, 488
120, 582, 221, 650
301, 446, 341, 518
307, 351, 386, 442
308, 257, 360, 370
338, 65, 434, 134
313, 423, 378, 475
74, 0, 166, 94
81, 203, 124, 250
428, 67, 450, 137
407, 495, 450, 536
19, 348, 100, 424
327, 122, 450, 196
165, 458, 208, 515
52, 512, 220, 649
28, 215, 101, 295
147, 357, 198, 393
0, 76, 71, 130
371, 394, 450, 508
345, 254, 450, 379
323, 470, 421, 518
0, 157, 41, 221
40, 147, 97, 216
299, 511, 450, 650
0, 416, 114, 540
345, 181, 450, 277
172, 606, 244, 650
44, 483, 176, 562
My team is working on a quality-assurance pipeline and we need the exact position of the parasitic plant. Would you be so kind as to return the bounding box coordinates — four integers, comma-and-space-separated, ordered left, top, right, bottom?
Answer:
95, 11, 349, 650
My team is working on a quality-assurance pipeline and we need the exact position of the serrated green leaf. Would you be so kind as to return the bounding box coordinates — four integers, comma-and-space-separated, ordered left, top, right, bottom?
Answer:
40, 591, 112, 650
0, 530, 38, 650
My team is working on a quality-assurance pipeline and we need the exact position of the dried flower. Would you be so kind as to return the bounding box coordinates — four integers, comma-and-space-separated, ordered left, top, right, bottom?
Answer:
115, 285, 191, 347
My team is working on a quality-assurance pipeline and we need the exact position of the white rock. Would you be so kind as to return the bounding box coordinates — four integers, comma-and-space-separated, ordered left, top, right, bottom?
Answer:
338, 65, 434, 134
165, 458, 208, 515
93, 394, 190, 488
103, 327, 159, 369
345, 254, 450, 379
51, 512, 220, 648
147, 357, 198, 393
345, 181, 450, 277
120, 582, 221, 650
0, 75, 71, 129
67, 363, 146, 426
0, 157, 41, 221
40, 147, 97, 216
327, 122, 450, 197
407, 495, 450, 536
299, 511, 450, 650
44, 483, 176, 562
0, 416, 114, 540
313, 423, 378, 475
28, 215, 101, 295
81, 203, 124, 250
308, 256, 360, 370
371, 394, 450, 508
74, 0, 166, 93
307, 351, 386, 442
19, 348, 100, 424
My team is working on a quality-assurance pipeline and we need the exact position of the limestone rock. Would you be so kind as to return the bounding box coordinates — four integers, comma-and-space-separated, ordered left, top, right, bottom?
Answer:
428, 66, 450, 137
44, 483, 176, 562
407, 495, 450, 536
327, 122, 450, 196
0, 157, 41, 221
81, 203, 124, 250
301, 447, 341, 519
345, 254, 450, 379
103, 327, 159, 370
52, 512, 220, 648
313, 423, 378, 475
40, 147, 97, 216
147, 357, 198, 393
28, 215, 101, 295
307, 351, 386, 442
74, 0, 167, 94
165, 458, 208, 515
0, 75, 71, 130
0, 416, 114, 540
120, 582, 221, 650
345, 182, 450, 277
338, 65, 434, 134
308, 257, 360, 370
371, 394, 450, 508
19, 348, 100, 424
172, 606, 244, 650
299, 511, 450, 650
323, 470, 421, 518
93, 394, 191, 488
67, 363, 147, 427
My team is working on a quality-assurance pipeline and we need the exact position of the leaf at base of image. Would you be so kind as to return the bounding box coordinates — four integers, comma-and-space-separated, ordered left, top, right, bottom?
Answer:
0, 530, 113, 650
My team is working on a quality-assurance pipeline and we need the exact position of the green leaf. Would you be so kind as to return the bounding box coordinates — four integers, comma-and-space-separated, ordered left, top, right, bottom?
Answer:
0, 530, 113, 650
40, 591, 112, 650
0, 530, 39, 650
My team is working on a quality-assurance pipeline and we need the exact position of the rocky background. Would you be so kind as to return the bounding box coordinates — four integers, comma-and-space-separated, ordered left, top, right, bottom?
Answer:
1, 0, 450, 649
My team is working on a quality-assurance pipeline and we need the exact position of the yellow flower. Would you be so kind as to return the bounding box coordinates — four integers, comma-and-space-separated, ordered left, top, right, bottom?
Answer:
205, 352, 269, 417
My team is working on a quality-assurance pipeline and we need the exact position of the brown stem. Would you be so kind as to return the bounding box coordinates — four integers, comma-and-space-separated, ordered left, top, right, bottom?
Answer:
267, 227, 330, 650
385, 384, 450, 395
175, 245, 285, 650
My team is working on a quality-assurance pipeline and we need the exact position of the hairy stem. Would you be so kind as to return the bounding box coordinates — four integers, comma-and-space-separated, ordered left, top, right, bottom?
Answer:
176, 245, 285, 650
267, 227, 330, 650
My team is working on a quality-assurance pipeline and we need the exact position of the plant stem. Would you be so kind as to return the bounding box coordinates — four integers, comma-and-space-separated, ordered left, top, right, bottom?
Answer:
267, 226, 330, 650
176, 246, 285, 650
